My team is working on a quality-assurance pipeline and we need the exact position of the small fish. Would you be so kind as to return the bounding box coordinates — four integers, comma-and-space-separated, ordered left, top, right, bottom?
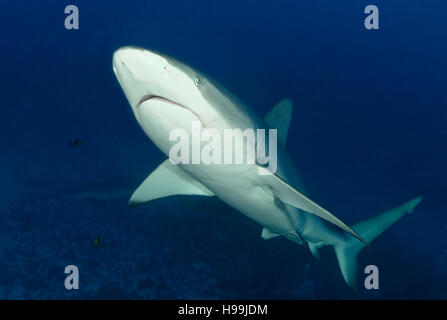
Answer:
93, 235, 104, 248
69, 138, 83, 148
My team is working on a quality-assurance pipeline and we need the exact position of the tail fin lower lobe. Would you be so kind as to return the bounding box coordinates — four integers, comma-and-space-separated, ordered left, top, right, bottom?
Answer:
334, 196, 423, 289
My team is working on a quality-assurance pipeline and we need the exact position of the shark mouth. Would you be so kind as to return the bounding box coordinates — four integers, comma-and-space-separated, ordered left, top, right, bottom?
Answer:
137, 95, 182, 108
137, 94, 207, 127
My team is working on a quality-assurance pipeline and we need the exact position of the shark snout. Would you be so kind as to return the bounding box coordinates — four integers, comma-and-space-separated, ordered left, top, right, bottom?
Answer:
112, 46, 172, 106
113, 46, 169, 77
112, 46, 138, 77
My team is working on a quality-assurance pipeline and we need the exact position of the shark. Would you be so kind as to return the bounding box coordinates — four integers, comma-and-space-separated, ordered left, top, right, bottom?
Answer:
112, 46, 422, 289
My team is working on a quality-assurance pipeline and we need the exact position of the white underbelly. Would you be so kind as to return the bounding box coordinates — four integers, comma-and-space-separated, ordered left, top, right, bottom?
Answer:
181, 163, 299, 235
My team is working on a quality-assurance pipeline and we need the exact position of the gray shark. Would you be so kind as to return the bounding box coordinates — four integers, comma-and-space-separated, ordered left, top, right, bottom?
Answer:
113, 46, 422, 289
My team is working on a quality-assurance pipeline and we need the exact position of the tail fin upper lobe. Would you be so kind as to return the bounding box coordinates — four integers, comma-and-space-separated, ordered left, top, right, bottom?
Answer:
334, 196, 423, 289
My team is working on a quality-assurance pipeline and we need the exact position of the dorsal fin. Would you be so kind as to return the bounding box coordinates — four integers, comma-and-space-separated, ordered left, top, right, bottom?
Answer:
129, 159, 214, 208
264, 98, 293, 146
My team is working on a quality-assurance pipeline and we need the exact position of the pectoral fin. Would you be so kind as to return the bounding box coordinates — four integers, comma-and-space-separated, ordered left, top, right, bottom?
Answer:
257, 166, 368, 245
129, 160, 214, 208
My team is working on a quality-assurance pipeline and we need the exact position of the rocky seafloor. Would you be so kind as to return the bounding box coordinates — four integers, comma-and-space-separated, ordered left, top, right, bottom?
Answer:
0, 180, 445, 299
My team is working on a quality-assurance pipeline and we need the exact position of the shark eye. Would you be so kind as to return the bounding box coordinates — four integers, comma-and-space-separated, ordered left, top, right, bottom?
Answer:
194, 75, 202, 86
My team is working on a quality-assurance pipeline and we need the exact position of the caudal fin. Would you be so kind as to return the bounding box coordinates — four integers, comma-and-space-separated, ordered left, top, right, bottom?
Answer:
334, 196, 423, 289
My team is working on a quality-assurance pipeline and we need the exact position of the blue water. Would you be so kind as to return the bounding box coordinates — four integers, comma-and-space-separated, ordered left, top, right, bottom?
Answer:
0, 0, 446, 299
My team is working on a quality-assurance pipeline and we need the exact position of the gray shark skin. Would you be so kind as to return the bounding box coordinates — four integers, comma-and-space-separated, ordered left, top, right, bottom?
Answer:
113, 46, 422, 289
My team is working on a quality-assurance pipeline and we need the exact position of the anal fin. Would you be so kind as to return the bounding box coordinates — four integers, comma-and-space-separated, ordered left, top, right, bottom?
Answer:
261, 228, 280, 240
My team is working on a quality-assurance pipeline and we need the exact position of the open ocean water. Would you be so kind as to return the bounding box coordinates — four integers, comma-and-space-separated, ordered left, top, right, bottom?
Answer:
0, 1, 446, 299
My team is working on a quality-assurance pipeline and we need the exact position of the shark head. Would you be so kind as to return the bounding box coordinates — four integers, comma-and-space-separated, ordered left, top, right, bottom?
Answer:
113, 46, 257, 155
